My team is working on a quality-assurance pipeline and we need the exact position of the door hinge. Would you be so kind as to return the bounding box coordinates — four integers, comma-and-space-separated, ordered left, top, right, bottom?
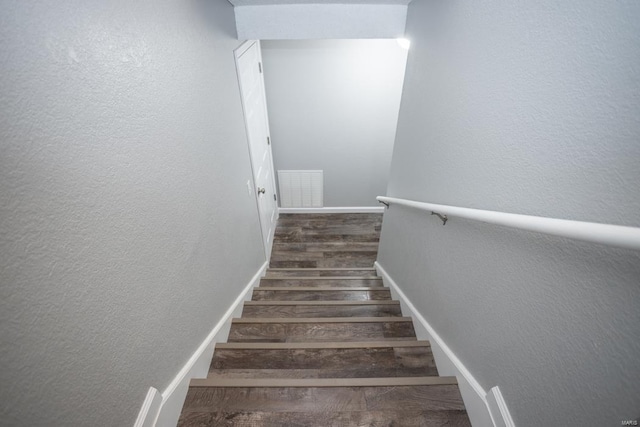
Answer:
258, 62, 262, 73
267, 136, 270, 145
274, 194, 277, 201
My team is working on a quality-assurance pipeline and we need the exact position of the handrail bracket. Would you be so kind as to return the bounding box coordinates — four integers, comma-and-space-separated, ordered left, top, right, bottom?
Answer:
431, 211, 448, 226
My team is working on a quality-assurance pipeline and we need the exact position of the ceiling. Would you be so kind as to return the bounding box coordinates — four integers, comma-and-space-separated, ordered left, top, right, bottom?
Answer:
228, 0, 412, 5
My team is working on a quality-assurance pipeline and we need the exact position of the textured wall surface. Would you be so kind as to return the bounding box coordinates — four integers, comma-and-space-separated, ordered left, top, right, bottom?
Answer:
234, 4, 408, 40
378, 0, 640, 426
262, 40, 407, 207
0, 1, 265, 426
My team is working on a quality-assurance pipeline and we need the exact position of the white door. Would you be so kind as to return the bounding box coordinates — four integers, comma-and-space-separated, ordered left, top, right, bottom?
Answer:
235, 40, 278, 260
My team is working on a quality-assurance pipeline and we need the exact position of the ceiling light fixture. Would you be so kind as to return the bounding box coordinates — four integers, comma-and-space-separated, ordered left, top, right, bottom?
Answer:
396, 38, 411, 50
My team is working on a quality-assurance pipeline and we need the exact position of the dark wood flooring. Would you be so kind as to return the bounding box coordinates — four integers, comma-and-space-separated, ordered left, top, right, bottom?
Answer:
178, 213, 470, 426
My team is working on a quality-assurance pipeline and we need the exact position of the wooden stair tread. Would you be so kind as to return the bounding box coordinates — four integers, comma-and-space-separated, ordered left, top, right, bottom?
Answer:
255, 286, 385, 291
232, 316, 411, 323
260, 278, 384, 287
216, 340, 430, 349
178, 410, 472, 427
242, 304, 403, 318
207, 368, 438, 379
262, 276, 381, 280
244, 300, 398, 306
252, 289, 392, 302
191, 376, 457, 387
182, 384, 465, 412
267, 267, 376, 271
209, 344, 439, 378
228, 320, 416, 343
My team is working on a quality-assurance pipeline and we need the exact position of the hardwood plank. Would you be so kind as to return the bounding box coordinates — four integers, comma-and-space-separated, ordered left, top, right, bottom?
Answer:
244, 300, 398, 305
210, 347, 431, 369
207, 367, 437, 379
265, 268, 378, 277
272, 242, 380, 252
209, 347, 438, 377
278, 213, 382, 220
269, 251, 325, 261
215, 340, 431, 349
270, 268, 376, 272
254, 286, 387, 291
232, 317, 411, 323
269, 260, 318, 268
210, 348, 392, 370
260, 278, 382, 286
241, 303, 403, 318
190, 377, 457, 388
315, 258, 377, 268
383, 321, 417, 338
178, 410, 472, 427
228, 321, 416, 343
273, 233, 380, 243
181, 386, 366, 412
251, 288, 392, 301
364, 385, 467, 411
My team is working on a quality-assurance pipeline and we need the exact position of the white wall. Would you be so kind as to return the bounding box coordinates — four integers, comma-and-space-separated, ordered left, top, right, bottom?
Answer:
262, 39, 408, 207
378, 1, 640, 426
0, 1, 265, 426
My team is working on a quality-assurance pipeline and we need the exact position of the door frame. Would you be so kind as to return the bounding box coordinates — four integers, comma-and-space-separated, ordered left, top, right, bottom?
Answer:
234, 40, 279, 261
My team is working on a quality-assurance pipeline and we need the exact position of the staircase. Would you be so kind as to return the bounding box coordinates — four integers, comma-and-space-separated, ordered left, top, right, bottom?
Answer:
178, 213, 471, 426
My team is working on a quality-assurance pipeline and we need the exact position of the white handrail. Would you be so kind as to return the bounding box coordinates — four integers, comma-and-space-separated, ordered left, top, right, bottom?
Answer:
377, 196, 640, 251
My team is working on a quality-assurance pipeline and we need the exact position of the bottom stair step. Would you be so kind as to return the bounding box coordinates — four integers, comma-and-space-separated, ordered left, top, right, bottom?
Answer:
179, 384, 468, 421
178, 409, 472, 427
178, 409, 471, 427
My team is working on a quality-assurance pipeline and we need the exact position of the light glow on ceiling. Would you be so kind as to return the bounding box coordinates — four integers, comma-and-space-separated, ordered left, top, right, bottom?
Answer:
396, 38, 411, 50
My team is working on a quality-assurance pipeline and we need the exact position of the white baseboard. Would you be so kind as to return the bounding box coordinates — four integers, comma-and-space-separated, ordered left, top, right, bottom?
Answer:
135, 261, 268, 427
486, 386, 516, 427
279, 207, 385, 214
375, 262, 514, 427
133, 387, 162, 427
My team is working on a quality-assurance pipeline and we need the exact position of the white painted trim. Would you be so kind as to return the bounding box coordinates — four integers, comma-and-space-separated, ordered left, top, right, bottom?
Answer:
377, 196, 640, 251
151, 261, 268, 427
234, 4, 408, 40
133, 387, 162, 427
487, 386, 516, 427
375, 261, 504, 427
279, 207, 385, 214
